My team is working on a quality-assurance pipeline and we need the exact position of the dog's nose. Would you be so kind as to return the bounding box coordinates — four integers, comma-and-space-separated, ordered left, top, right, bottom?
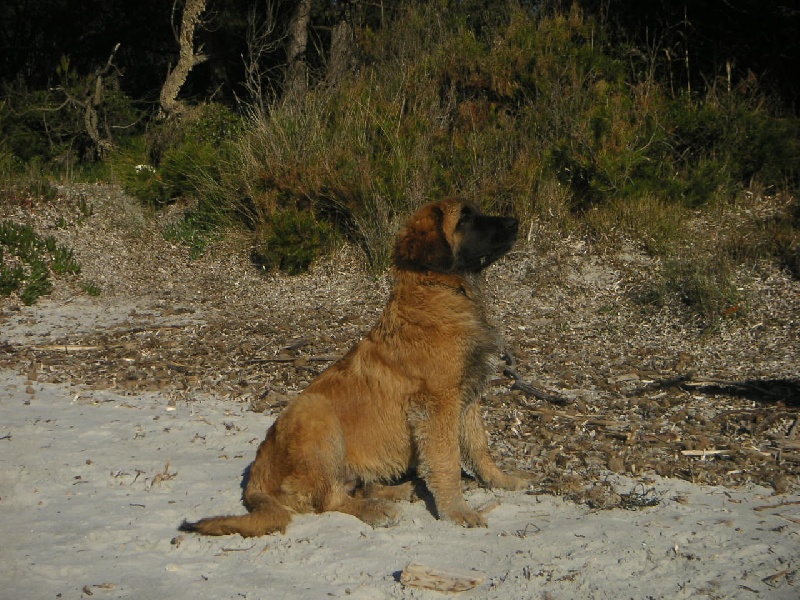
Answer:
502, 217, 518, 233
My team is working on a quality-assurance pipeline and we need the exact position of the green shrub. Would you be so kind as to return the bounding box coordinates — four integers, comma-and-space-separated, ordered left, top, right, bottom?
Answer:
251, 209, 333, 275
1, 59, 140, 165
21, 258, 53, 305
116, 103, 244, 205
666, 95, 800, 205
51, 244, 81, 275
0, 262, 24, 296
91, 2, 800, 287
111, 103, 246, 258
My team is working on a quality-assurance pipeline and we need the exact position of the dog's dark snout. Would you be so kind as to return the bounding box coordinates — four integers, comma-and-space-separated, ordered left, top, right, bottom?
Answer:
502, 217, 518, 234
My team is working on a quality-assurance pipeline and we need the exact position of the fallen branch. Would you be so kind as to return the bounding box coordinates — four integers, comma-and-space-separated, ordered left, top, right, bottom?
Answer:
247, 355, 340, 364
753, 499, 800, 512
777, 514, 800, 525
35, 344, 99, 352
762, 568, 795, 587
502, 350, 569, 405
508, 376, 570, 405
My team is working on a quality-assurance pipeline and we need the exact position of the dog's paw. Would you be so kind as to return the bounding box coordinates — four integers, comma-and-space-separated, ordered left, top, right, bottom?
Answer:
492, 473, 530, 491
442, 505, 488, 528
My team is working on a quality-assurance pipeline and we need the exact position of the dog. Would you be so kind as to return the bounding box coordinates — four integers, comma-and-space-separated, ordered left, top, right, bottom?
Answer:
180, 198, 527, 537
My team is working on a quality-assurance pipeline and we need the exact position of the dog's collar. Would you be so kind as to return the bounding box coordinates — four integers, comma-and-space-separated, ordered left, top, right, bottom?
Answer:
418, 273, 472, 298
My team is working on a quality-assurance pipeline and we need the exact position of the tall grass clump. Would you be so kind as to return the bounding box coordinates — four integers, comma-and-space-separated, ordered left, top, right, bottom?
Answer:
235, 40, 454, 271
229, 4, 669, 270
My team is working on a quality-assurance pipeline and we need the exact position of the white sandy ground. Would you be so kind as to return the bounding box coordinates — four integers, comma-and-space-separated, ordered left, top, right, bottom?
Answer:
1, 364, 798, 600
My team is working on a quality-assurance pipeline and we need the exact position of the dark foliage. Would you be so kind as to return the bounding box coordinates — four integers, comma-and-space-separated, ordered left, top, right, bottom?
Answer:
2, 1, 798, 112
572, 0, 800, 110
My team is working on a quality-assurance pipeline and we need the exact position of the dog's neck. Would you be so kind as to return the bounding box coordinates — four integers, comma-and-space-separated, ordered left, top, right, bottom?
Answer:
395, 269, 484, 300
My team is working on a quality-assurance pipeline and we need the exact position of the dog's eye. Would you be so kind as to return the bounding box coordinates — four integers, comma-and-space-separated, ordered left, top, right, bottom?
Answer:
457, 207, 473, 229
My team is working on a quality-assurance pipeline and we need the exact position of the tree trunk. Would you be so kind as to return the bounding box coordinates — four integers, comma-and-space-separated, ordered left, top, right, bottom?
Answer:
326, 18, 355, 87
284, 0, 311, 100
159, 0, 208, 117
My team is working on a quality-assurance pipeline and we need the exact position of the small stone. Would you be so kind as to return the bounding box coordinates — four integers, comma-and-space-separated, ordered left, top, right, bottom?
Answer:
607, 455, 625, 473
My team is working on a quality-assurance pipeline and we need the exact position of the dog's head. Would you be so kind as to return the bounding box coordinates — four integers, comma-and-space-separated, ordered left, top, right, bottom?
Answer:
394, 199, 518, 273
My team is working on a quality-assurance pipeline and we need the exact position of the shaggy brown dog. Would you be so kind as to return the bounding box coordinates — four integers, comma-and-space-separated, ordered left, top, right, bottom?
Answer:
180, 199, 527, 537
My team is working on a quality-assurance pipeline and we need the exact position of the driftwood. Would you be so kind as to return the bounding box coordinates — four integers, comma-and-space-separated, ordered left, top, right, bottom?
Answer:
680, 449, 731, 458
35, 344, 100, 352
400, 563, 485, 593
753, 499, 800, 512
762, 568, 796, 588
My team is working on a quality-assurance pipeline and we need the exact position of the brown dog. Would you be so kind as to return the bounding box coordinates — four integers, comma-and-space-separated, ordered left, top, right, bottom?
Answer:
180, 199, 526, 537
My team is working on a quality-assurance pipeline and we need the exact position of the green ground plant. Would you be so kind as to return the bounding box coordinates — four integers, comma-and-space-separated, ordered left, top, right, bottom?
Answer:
163, 210, 220, 261
251, 209, 334, 275
0, 220, 82, 305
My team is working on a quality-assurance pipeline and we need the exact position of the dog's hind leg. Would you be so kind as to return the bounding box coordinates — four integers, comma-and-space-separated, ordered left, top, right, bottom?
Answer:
321, 488, 403, 527
359, 481, 416, 502
179, 492, 292, 537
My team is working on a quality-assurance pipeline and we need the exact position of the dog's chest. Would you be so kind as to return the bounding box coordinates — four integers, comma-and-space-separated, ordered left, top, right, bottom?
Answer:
460, 318, 500, 403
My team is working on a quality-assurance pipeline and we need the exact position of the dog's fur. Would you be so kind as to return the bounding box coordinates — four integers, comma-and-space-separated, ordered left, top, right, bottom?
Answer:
180, 198, 526, 537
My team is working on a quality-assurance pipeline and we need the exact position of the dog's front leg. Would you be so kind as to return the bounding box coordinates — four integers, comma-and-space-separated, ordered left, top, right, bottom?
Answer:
411, 401, 487, 528
460, 402, 529, 490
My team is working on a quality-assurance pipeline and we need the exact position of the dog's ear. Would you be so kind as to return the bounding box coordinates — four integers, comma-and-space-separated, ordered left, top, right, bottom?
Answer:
393, 204, 454, 272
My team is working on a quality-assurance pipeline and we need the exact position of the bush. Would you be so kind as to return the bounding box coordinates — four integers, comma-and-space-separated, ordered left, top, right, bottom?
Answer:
0, 58, 140, 165
111, 103, 246, 258
217, 1, 800, 282
251, 209, 333, 275
116, 103, 244, 207
667, 94, 800, 205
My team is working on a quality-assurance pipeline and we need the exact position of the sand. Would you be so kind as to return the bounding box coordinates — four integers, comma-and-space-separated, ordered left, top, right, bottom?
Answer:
2, 365, 798, 599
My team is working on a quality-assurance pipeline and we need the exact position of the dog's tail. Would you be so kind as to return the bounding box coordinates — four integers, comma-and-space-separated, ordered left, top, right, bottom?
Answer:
179, 492, 292, 537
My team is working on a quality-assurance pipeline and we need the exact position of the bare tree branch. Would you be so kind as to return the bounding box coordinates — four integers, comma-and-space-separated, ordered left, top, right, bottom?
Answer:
160, 0, 208, 117
84, 43, 121, 156
242, 0, 283, 117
